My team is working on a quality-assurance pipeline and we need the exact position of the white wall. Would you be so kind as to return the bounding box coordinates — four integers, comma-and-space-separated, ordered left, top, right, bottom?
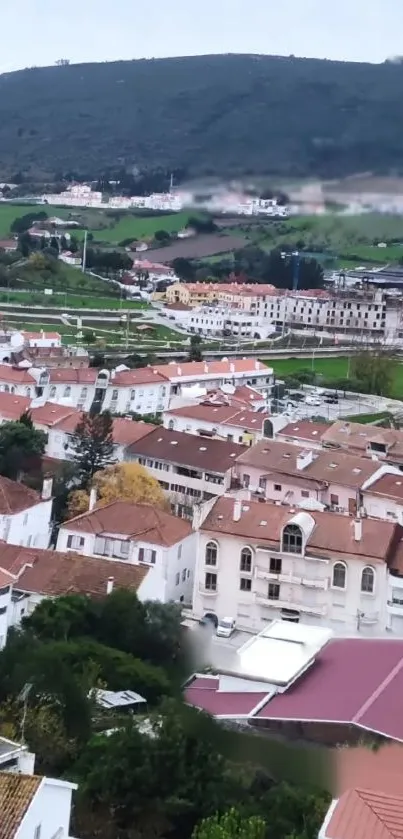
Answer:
3, 499, 53, 549
16, 777, 76, 839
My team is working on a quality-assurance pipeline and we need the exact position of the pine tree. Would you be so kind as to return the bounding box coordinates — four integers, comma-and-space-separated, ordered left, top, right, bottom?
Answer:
70, 411, 115, 489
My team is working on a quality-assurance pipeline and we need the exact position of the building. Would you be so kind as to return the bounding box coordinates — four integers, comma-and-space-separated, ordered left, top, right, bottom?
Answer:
0, 771, 76, 839
56, 499, 196, 603
154, 358, 273, 396
321, 420, 403, 468
319, 787, 403, 839
21, 332, 62, 349
0, 476, 53, 550
0, 737, 35, 774
191, 495, 402, 635
235, 439, 384, 513
185, 622, 403, 745
185, 305, 273, 339
45, 411, 156, 461
275, 421, 330, 450
127, 427, 246, 518
163, 403, 271, 445
0, 239, 18, 253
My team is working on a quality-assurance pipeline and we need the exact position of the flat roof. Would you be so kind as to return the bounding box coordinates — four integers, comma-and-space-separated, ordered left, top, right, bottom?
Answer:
222, 620, 333, 686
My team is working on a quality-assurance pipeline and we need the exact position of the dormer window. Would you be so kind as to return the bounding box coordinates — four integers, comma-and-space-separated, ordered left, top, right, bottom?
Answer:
282, 524, 303, 555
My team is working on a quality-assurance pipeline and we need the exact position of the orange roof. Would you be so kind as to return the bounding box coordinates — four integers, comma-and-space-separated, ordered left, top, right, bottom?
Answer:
62, 500, 192, 546
23, 332, 61, 340
110, 418, 156, 446
112, 367, 169, 386
325, 788, 403, 839
0, 364, 35, 384
0, 773, 42, 839
49, 368, 98, 384
0, 392, 31, 420
31, 402, 81, 428
155, 358, 267, 379
166, 403, 268, 432
0, 476, 42, 514
277, 421, 331, 442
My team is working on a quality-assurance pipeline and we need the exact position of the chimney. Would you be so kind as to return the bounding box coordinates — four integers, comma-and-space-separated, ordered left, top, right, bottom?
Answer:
233, 498, 242, 522
89, 487, 97, 511
296, 449, 314, 471
41, 477, 53, 501
255, 359, 259, 370
204, 362, 209, 373
353, 518, 362, 542
230, 362, 235, 374
177, 366, 182, 376
106, 577, 114, 595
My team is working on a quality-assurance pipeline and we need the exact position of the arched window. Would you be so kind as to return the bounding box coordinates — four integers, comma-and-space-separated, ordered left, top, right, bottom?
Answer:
332, 562, 347, 589
282, 524, 303, 555
168, 419, 175, 430
50, 386, 56, 398
361, 566, 375, 594
25, 387, 31, 397
240, 547, 252, 573
63, 386, 71, 398
205, 541, 217, 566
3, 385, 9, 393
80, 387, 88, 399
10, 387, 15, 394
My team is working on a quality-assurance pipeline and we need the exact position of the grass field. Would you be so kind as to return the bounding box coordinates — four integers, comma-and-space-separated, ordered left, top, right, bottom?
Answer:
0, 291, 148, 310
264, 355, 403, 398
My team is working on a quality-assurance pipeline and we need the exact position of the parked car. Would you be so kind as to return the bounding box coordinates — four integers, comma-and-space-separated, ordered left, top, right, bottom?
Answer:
305, 396, 322, 407
216, 617, 236, 638
288, 391, 305, 402
324, 392, 339, 404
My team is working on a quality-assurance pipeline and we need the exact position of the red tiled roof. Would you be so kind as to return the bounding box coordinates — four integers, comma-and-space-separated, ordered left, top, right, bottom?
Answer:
366, 474, 403, 501
0, 392, 31, 420
166, 403, 268, 432
129, 427, 246, 472
185, 677, 267, 717
277, 421, 330, 442
154, 358, 268, 380
23, 332, 61, 340
325, 788, 403, 839
61, 500, 192, 546
0, 773, 43, 839
30, 402, 81, 428
112, 367, 169, 386
0, 364, 35, 384
0, 476, 41, 514
0, 544, 150, 597
109, 418, 156, 446
49, 368, 98, 384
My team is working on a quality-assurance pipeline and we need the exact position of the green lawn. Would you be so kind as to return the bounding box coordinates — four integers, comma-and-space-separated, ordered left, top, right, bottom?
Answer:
0, 290, 148, 310
264, 355, 403, 398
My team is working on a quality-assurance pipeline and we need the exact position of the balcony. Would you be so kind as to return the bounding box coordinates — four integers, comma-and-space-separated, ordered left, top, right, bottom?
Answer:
387, 599, 403, 616
255, 592, 327, 617
255, 567, 302, 585
198, 584, 218, 597
301, 577, 329, 591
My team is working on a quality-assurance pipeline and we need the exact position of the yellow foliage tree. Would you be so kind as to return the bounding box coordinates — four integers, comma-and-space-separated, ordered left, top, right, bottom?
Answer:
66, 462, 167, 519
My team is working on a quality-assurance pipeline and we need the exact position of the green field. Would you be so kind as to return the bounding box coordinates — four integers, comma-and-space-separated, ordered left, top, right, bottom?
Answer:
264, 355, 403, 398
0, 291, 148, 310
0, 203, 195, 244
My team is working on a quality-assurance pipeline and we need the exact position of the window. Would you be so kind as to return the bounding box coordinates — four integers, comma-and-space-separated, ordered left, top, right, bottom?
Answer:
332, 562, 346, 589
63, 386, 71, 398
23, 513, 28, 526
66, 534, 84, 549
268, 583, 280, 600
240, 547, 252, 573
274, 483, 282, 492
34, 826, 41, 839
205, 572, 217, 591
301, 490, 309, 498
138, 547, 156, 564
269, 556, 282, 574
120, 541, 130, 556
361, 566, 375, 594
330, 493, 339, 506
80, 387, 88, 398
182, 568, 186, 582
259, 477, 267, 490
168, 419, 175, 430
130, 389, 136, 400
175, 572, 180, 586
205, 541, 217, 566
177, 544, 182, 559
240, 577, 252, 592
25, 387, 31, 397
243, 473, 250, 488
282, 524, 303, 554
111, 389, 118, 401
50, 386, 57, 398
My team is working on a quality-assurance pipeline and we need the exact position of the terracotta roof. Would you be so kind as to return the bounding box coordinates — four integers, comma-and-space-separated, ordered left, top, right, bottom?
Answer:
335, 744, 403, 799
236, 440, 382, 489
166, 403, 268, 432
49, 368, 98, 384
0, 476, 41, 514
112, 367, 169, 386
201, 496, 399, 561
129, 427, 246, 473
109, 418, 156, 446
277, 421, 330, 443
23, 332, 61, 341
0, 544, 150, 596
154, 358, 268, 380
61, 500, 192, 546
325, 788, 403, 839
366, 474, 403, 501
164, 302, 192, 311
0, 365, 35, 384
322, 422, 403, 464
185, 676, 267, 717
0, 772, 42, 839
0, 239, 18, 249
30, 402, 81, 428
0, 392, 31, 420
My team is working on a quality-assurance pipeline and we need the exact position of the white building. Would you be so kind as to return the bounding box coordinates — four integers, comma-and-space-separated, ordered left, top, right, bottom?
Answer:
0, 475, 53, 549
56, 499, 196, 603
21, 331, 62, 349
163, 403, 273, 445
185, 306, 273, 339
191, 495, 403, 637
0, 771, 76, 839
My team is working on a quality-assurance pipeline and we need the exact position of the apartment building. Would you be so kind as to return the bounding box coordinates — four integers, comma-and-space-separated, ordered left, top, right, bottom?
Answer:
275, 420, 330, 450
0, 772, 77, 839
321, 421, 403, 468
186, 306, 272, 339
127, 427, 246, 518
191, 496, 401, 636
235, 439, 384, 514
154, 359, 273, 395
163, 403, 272, 445
0, 475, 53, 549
56, 499, 196, 603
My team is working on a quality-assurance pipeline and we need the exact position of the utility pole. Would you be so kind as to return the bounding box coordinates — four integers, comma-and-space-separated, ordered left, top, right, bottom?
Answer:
82, 230, 88, 274
169, 173, 174, 193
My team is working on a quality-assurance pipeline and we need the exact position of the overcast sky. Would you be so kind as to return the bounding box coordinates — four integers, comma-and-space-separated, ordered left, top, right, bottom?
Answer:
1, 0, 401, 73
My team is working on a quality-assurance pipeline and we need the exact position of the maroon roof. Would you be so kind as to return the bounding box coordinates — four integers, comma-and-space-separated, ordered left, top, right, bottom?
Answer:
185, 677, 267, 717
255, 638, 403, 740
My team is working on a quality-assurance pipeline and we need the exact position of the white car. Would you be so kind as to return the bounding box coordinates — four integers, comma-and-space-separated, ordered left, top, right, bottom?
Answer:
305, 396, 322, 406
216, 617, 236, 638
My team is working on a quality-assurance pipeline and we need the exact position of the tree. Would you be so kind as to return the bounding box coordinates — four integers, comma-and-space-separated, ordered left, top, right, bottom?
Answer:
69, 411, 115, 489
154, 229, 171, 242
193, 809, 266, 839
172, 257, 196, 281
0, 419, 46, 480
188, 334, 203, 362
351, 351, 396, 396
67, 462, 167, 517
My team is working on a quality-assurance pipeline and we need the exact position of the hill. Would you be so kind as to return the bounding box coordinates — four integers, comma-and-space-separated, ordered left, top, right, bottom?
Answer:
1, 54, 403, 179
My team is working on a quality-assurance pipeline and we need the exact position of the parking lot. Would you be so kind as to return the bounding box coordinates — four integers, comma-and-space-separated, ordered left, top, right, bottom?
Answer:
275, 387, 403, 423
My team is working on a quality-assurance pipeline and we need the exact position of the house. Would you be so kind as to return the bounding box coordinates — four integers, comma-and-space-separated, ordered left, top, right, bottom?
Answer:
321, 420, 403, 467
0, 364, 37, 398
58, 251, 82, 266
319, 787, 403, 839
235, 439, 384, 513
0, 771, 76, 839
185, 622, 403, 746
0, 475, 53, 549
153, 358, 274, 396
164, 403, 271, 445
0, 737, 35, 774
0, 239, 18, 253
21, 332, 61, 349
191, 495, 402, 635
275, 420, 330, 450
56, 499, 196, 602
127, 427, 246, 518
0, 541, 163, 632
46, 412, 156, 461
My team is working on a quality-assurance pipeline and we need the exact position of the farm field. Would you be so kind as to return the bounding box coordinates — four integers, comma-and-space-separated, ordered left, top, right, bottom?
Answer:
264, 355, 403, 398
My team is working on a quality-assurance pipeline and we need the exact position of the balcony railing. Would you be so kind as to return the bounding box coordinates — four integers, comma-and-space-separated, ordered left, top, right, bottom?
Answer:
255, 566, 328, 590
198, 584, 218, 596
255, 592, 327, 617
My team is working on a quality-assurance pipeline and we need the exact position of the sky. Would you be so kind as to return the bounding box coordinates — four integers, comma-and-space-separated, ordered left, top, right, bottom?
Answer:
1, 0, 402, 74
